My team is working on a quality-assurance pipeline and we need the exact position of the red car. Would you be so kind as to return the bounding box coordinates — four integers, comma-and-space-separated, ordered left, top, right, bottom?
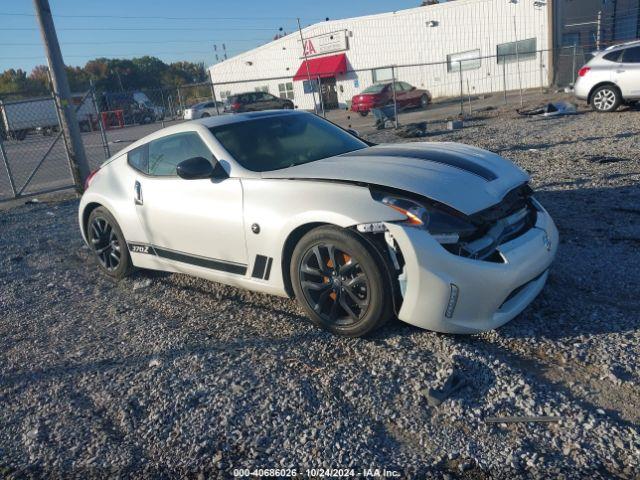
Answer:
351, 81, 431, 116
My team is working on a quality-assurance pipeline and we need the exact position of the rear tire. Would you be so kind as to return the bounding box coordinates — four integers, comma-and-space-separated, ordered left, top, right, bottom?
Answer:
201, 113, 210, 118
421, 94, 430, 109
291, 226, 392, 337
87, 207, 133, 280
591, 85, 621, 112
359, 111, 369, 117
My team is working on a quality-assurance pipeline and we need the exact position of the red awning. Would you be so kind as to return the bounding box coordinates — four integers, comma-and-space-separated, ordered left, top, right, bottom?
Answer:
293, 53, 347, 81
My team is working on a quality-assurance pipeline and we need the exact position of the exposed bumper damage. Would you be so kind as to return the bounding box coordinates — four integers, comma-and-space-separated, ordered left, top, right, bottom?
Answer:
374, 197, 558, 334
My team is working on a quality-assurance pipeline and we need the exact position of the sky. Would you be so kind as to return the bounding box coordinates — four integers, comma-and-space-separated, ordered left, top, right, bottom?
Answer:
0, 0, 437, 73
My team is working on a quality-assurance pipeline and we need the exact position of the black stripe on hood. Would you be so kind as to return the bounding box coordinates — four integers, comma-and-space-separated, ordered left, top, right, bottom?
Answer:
343, 146, 498, 181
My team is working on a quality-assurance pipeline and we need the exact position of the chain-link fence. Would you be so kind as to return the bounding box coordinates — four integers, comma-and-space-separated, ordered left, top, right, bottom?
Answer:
0, 84, 182, 201
206, 48, 560, 125
0, 44, 623, 202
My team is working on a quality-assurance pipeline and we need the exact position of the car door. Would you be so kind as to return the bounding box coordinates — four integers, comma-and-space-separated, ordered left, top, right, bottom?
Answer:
259, 92, 277, 109
615, 46, 640, 98
132, 130, 248, 275
401, 82, 420, 107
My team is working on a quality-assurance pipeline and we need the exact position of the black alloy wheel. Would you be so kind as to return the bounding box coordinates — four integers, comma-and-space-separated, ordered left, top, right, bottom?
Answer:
89, 216, 122, 272
87, 206, 133, 279
291, 226, 392, 337
299, 243, 370, 326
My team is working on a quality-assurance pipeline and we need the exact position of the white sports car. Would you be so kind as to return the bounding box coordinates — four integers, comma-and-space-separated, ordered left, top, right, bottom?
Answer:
79, 110, 558, 337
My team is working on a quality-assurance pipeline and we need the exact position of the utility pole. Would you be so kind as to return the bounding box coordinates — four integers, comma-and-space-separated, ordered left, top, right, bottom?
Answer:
297, 18, 318, 114
33, 0, 90, 191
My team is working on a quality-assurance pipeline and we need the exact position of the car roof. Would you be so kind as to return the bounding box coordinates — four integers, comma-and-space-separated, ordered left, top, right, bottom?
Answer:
602, 40, 640, 52
196, 109, 303, 128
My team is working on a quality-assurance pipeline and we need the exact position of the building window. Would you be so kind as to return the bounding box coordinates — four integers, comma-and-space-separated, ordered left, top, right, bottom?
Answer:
447, 49, 481, 72
254, 85, 269, 93
302, 80, 319, 94
371, 67, 394, 83
278, 82, 294, 99
219, 90, 231, 99
497, 38, 537, 64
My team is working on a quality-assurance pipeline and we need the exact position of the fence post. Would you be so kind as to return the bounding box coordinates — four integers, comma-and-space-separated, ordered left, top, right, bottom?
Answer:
502, 60, 508, 105
177, 86, 184, 117
572, 45, 577, 85
317, 76, 325, 117
90, 80, 110, 159
209, 82, 220, 115
458, 60, 464, 115
159, 88, 167, 126
513, 17, 523, 108
0, 133, 17, 198
466, 78, 472, 115
539, 50, 544, 93
391, 66, 399, 129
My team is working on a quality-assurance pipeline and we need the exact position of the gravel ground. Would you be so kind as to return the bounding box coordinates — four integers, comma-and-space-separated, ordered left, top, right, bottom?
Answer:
1, 100, 639, 478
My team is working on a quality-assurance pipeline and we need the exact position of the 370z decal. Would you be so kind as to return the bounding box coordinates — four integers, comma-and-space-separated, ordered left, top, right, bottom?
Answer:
128, 243, 154, 254
127, 243, 247, 275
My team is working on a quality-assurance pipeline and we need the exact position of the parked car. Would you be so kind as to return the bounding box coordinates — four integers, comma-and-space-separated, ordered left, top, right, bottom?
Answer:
133, 92, 164, 121
224, 92, 294, 113
183, 101, 224, 120
574, 40, 640, 112
79, 110, 557, 337
351, 81, 431, 116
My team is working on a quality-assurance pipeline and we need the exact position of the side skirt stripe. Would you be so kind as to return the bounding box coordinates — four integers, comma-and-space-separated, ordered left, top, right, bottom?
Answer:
154, 247, 248, 275
128, 242, 247, 275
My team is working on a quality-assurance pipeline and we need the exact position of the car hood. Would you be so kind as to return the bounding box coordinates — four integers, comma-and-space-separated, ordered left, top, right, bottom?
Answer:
261, 142, 529, 215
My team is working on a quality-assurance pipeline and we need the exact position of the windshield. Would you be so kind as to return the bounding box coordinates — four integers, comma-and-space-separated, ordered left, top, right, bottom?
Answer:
210, 113, 367, 172
362, 84, 386, 94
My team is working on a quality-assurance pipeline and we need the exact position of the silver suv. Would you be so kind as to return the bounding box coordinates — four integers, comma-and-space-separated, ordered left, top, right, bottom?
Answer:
574, 41, 640, 112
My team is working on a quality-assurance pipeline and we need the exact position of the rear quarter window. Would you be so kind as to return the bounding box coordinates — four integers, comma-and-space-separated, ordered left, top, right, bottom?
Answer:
127, 144, 148, 173
603, 51, 623, 62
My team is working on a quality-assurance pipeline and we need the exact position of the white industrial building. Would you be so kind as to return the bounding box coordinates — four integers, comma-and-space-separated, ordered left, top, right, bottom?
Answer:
209, 0, 553, 111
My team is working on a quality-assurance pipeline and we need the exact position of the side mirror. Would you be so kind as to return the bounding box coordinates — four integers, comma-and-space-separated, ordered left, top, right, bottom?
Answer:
176, 157, 214, 180
346, 128, 360, 138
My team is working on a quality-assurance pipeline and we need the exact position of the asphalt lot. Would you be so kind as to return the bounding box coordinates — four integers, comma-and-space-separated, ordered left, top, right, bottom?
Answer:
1, 95, 639, 477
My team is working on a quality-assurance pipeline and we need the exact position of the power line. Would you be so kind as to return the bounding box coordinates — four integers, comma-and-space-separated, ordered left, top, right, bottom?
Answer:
0, 12, 322, 21
3, 27, 284, 31
0, 51, 220, 60
0, 39, 271, 46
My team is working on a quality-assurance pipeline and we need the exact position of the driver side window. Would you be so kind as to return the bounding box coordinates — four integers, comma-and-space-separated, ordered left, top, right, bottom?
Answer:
148, 132, 213, 176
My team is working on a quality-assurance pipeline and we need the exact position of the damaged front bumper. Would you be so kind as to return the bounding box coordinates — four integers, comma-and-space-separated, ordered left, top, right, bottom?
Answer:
385, 205, 558, 334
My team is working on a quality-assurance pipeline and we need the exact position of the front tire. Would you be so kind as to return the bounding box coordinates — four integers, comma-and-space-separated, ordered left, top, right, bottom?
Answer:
421, 94, 430, 109
201, 113, 210, 118
291, 226, 392, 337
591, 85, 621, 112
87, 207, 133, 279
359, 111, 369, 117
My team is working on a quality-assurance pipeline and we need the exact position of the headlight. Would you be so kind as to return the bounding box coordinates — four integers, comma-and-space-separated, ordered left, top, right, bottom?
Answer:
375, 192, 477, 244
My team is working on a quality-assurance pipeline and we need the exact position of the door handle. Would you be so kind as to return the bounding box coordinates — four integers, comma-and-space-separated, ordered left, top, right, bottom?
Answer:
134, 181, 143, 205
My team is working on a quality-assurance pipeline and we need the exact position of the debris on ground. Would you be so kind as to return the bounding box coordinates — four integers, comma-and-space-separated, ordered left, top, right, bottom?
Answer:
517, 101, 577, 117
447, 120, 464, 130
485, 416, 561, 424
396, 122, 428, 138
421, 371, 467, 407
586, 155, 629, 164
132, 278, 152, 290
148, 358, 162, 368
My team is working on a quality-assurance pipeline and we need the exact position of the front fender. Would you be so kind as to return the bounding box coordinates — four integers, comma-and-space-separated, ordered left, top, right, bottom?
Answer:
241, 179, 404, 295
